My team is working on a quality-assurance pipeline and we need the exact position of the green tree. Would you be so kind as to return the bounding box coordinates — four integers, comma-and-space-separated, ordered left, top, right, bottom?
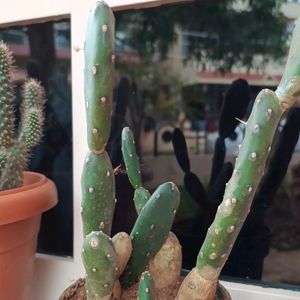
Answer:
116, 0, 288, 71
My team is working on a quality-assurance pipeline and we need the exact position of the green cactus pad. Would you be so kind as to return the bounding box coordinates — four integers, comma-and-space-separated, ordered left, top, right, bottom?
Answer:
121, 127, 142, 189
120, 182, 180, 288
133, 187, 151, 214
0, 42, 15, 148
81, 151, 115, 237
138, 271, 155, 300
82, 231, 117, 300
196, 89, 282, 280
84, 1, 115, 153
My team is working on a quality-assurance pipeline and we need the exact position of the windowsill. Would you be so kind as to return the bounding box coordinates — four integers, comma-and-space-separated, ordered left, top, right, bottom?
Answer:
33, 255, 300, 300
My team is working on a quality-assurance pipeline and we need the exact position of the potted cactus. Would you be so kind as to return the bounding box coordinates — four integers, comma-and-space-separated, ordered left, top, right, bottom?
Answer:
60, 1, 300, 299
0, 42, 58, 300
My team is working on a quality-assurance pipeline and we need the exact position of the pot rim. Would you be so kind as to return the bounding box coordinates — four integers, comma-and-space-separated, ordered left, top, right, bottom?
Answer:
0, 171, 58, 225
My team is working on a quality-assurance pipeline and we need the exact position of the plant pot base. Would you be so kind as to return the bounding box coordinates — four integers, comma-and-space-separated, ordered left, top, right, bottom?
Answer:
59, 277, 230, 300
0, 172, 58, 300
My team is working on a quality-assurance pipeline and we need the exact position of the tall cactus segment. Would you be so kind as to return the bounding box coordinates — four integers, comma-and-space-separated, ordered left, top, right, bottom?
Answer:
0, 42, 45, 191
81, 2, 117, 299
120, 182, 180, 288
84, 0, 115, 153
81, 0, 116, 237
82, 231, 117, 300
138, 271, 155, 300
121, 126, 151, 213
177, 17, 300, 300
81, 151, 115, 236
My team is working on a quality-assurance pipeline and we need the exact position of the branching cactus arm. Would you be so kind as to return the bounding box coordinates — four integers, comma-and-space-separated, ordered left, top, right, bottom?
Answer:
120, 182, 180, 288
177, 16, 300, 300
121, 126, 151, 213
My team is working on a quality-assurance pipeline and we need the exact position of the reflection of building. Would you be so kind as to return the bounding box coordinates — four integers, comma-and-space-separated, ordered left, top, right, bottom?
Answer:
0, 22, 70, 82
118, 2, 300, 156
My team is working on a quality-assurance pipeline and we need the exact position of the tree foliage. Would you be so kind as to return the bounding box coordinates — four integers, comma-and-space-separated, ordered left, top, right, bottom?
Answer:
115, 0, 288, 71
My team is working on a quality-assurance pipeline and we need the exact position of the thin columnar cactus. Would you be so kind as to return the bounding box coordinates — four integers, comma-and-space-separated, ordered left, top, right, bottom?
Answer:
177, 17, 300, 300
0, 42, 45, 191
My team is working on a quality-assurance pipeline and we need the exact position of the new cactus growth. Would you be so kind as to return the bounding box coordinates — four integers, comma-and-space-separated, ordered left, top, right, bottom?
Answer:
121, 126, 151, 213
82, 231, 117, 300
0, 42, 45, 190
138, 271, 155, 300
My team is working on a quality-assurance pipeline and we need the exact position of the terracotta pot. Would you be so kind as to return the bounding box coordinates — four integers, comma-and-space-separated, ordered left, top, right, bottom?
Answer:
0, 171, 58, 300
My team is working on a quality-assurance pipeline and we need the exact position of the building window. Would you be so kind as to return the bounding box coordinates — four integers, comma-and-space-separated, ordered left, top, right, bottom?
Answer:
0, 20, 73, 257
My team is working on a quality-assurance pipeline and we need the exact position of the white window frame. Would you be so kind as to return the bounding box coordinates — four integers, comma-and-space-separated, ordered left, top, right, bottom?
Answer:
1, 0, 300, 299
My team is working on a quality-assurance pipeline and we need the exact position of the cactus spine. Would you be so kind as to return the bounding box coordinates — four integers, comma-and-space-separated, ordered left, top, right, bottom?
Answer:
0, 42, 45, 190
81, 2, 116, 299
177, 17, 300, 300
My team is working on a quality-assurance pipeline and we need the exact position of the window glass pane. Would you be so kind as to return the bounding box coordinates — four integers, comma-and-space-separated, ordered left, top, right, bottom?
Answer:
0, 20, 73, 257
111, 0, 300, 289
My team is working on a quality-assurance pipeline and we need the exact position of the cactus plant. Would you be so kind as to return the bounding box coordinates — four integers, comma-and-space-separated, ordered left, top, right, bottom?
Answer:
121, 126, 182, 290
60, 2, 300, 300
0, 41, 45, 191
80, 2, 180, 299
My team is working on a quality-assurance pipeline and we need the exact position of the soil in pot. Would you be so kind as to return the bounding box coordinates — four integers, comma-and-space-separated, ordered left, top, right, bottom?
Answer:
59, 277, 230, 300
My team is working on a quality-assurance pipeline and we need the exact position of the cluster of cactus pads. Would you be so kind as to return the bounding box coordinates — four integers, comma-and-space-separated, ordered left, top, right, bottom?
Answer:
0, 41, 45, 191
80, 1, 300, 299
